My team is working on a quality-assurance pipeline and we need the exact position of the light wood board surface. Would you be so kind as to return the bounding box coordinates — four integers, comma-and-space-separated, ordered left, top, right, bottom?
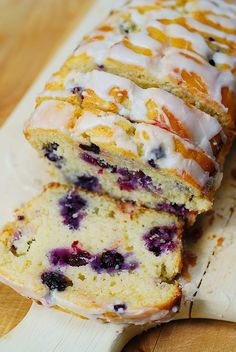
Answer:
0, 1, 236, 351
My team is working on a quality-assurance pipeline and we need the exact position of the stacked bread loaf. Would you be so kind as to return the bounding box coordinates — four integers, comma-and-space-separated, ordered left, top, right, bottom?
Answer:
0, 0, 235, 325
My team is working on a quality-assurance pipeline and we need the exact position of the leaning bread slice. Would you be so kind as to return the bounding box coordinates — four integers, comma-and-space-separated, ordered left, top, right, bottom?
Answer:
59, 0, 236, 129
0, 183, 182, 324
25, 100, 222, 220
38, 69, 227, 160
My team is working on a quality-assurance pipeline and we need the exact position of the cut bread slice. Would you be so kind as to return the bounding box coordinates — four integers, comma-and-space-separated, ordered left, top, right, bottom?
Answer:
0, 183, 182, 324
25, 100, 222, 219
38, 69, 227, 160
58, 0, 236, 128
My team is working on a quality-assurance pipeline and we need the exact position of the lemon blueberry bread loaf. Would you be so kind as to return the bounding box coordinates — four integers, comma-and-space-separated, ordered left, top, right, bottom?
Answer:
0, 183, 182, 324
2, 0, 235, 329
59, 0, 236, 128
25, 100, 222, 219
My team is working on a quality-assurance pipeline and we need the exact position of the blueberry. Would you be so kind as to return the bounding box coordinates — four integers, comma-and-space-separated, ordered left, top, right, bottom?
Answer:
208, 37, 215, 42
42, 143, 63, 163
79, 143, 100, 154
49, 248, 71, 266
71, 86, 83, 96
101, 250, 124, 269
209, 59, 216, 66
67, 251, 91, 267
114, 304, 127, 313
119, 21, 136, 34
152, 146, 166, 160
91, 250, 125, 273
91, 250, 138, 273
143, 226, 177, 256
41, 271, 73, 292
117, 170, 138, 191
74, 175, 102, 192
156, 203, 189, 218
81, 153, 99, 167
148, 146, 165, 169
97, 64, 104, 70
117, 168, 158, 193
119, 24, 129, 34
17, 215, 25, 221
59, 192, 87, 230
81, 153, 117, 172
49, 247, 91, 267
148, 159, 158, 169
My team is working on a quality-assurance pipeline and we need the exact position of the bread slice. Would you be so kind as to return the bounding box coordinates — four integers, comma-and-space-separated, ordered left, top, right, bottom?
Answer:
58, 0, 236, 129
25, 100, 222, 219
0, 183, 182, 324
38, 69, 228, 160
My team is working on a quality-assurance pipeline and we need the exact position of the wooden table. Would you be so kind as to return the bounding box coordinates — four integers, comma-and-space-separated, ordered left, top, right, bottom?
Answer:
0, 1, 235, 351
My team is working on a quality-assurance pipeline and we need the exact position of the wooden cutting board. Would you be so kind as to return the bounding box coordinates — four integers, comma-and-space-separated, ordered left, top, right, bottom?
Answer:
1, 1, 236, 351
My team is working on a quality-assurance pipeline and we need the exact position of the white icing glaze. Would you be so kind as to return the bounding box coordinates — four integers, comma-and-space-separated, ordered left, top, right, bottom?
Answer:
186, 17, 236, 42
128, 5, 236, 68
135, 123, 211, 186
0, 271, 177, 325
73, 110, 138, 155
124, 0, 160, 6
120, 0, 236, 20
127, 31, 162, 53
40, 90, 71, 99
73, 2, 236, 110
77, 33, 123, 66
214, 41, 231, 50
111, 0, 131, 11
185, 0, 236, 18
126, 8, 149, 27
148, 8, 180, 20
108, 42, 235, 107
127, 7, 181, 28
49, 292, 176, 325
163, 23, 212, 57
156, 47, 235, 106
76, 0, 236, 66
207, 14, 236, 31
145, 19, 213, 58
26, 100, 75, 132
109, 41, 153, 67
0, 272, 45, 302
121, 0, 236, 30
213, 52, 236, 68
61, 70, 222, 156
64, 69, 132, 96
